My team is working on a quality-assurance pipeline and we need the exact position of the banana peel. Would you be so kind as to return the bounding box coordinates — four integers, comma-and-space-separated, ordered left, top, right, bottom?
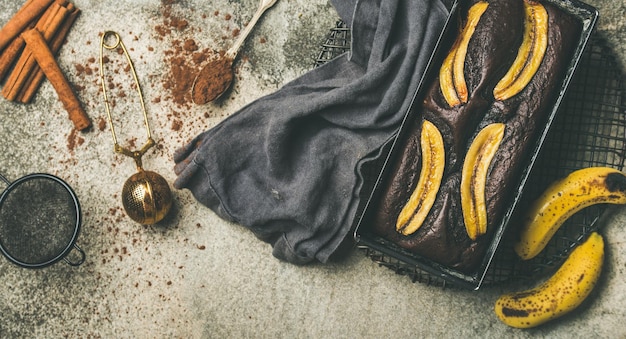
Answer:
495, 167, 626, 328
495, 232, 604, 329
515, 167, 626, 260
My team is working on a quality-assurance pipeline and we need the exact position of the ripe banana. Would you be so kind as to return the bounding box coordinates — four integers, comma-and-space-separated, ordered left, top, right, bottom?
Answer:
515, 166, 626, 260
439, 1, 489, 107
495, 232, 604, 329
493, 0, 548, 101
396, 120, 445, 236
461, 123, 505, 240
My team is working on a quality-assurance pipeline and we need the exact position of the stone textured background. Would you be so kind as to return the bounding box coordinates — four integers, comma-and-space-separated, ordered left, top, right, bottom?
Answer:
0, 0, 624, 337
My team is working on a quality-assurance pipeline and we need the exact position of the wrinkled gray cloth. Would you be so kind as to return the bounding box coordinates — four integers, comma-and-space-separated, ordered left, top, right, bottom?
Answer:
173, 0, 448, 264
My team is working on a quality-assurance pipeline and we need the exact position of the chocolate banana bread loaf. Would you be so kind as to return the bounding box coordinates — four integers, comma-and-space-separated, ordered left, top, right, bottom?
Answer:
371, 0, 582, 273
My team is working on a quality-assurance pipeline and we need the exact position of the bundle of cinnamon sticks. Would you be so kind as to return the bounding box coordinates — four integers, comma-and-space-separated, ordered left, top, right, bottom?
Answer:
0, 0, 90, 131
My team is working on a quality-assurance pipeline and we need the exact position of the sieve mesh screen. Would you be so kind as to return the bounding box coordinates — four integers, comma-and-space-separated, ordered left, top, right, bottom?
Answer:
0, 175, 79, 266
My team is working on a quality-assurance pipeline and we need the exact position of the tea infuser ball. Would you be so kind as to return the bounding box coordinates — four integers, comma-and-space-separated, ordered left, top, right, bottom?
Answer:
122, 168, 172, 225
100, 31, 173, 224
110, 136, 174, 226
113, 140, 173, 225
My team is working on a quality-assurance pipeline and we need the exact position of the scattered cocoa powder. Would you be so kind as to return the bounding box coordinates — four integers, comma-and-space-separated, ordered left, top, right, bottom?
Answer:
171, 119, 183, 131
67, 129, 77, 151
75, 64, 85, 74
156, 3, 222, 109
170, 17, 189, 31
127, 137, 137, 149
183, 39, 198, 52
155, 0, 244, 129
98, 117, 107, 131
154, 25, 171, 37
192, 51, 210, 65
162, 55, 198, 105
66, 128, 85, 152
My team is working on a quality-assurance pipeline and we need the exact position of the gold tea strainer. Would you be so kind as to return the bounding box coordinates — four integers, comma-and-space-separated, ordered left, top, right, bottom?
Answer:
99, 31, 172, 225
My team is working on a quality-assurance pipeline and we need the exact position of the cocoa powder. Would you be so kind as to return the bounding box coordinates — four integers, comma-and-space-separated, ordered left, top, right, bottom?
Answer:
191, 56, 233, 104
163, 54, 199, 105
183, 39, 198, 52
156, 3, 221, 108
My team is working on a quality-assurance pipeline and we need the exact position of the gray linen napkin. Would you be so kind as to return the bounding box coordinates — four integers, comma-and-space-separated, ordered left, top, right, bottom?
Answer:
173, 0, 449, 264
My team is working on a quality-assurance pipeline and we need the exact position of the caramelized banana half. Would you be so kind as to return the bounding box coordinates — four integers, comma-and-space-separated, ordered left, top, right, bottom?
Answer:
494, 0, 548, 101
440, 48, 460, 107
439, 1, 489, 107
396, 120, 445, 236
461, 123, 505, 240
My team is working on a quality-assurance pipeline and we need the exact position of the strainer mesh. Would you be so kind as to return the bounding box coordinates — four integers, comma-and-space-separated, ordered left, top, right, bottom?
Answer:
0, 176, 78, 266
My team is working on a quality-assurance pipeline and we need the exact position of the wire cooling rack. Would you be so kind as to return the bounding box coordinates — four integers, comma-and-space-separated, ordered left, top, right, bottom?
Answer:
314, 22, 350, 67
315, 21, 626, 288
488, 32, 626, 286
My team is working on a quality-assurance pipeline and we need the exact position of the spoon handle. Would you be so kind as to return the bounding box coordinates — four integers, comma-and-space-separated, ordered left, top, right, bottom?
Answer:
226, 0, 279, 58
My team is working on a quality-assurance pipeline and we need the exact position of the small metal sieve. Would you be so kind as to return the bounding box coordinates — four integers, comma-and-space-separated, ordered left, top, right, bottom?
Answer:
0, 172, 85, 268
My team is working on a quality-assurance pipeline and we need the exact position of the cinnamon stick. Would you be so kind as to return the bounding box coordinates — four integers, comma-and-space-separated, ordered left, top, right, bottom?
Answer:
0, 34, 27, 82
17, 6, 79, 103
0, 0, 55, 52
1, 2, 68, 101
0, 0, 50, 82
21, 28, 90, 130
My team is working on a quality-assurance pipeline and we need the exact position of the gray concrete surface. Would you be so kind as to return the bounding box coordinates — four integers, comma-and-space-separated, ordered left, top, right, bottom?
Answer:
0, 0, 624, 337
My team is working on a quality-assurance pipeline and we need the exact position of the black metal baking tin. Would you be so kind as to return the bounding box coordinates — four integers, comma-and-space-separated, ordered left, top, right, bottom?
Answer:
353, 0, 599, 290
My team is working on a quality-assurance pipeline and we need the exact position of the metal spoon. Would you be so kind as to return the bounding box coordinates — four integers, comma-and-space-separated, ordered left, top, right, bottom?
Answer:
191, 0, 279, 104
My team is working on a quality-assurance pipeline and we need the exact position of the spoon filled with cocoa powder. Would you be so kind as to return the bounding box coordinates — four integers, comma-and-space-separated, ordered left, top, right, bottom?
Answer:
191, 0, 279, 105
